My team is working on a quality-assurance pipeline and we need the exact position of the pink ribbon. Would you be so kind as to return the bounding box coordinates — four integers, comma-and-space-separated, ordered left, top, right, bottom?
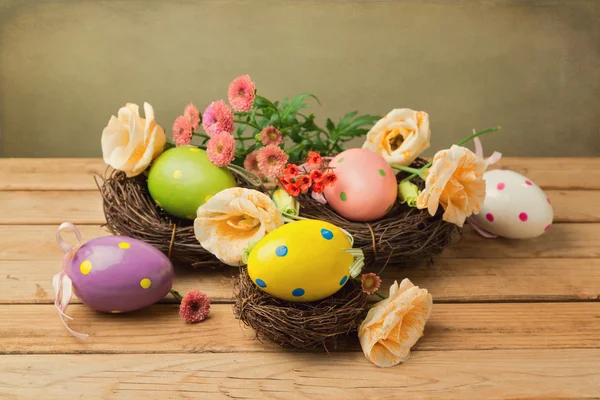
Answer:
468, 134, 503, 238
53, 222, 88, 339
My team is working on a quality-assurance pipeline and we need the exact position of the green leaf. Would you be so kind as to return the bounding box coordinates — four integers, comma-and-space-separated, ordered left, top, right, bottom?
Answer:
326, 118, 335, 132
280, 93, 317, 120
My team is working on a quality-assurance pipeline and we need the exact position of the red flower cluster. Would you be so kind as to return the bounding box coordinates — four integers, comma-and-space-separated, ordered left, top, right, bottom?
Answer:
278, 151, 337, 197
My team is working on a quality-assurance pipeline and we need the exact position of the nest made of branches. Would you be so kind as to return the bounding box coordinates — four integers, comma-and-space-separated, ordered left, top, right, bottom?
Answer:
233, 267, 367, 350
299, 158, 461, 269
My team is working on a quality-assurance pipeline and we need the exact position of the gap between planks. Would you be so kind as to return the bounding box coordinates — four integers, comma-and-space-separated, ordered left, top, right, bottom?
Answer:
2, 157, 599, 190
1, 302, 599, 355
1, 189, 600, 224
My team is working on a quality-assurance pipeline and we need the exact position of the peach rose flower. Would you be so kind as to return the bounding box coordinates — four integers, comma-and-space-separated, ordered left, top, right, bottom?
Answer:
194, 188, 284, 266
358, 279, 433, 368
417, 145, 486, 227
101, 102, 166, 177
362, 108, 430, 167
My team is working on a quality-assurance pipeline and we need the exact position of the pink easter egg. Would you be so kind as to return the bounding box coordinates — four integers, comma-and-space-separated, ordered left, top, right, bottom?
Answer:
324, 148, 397, 222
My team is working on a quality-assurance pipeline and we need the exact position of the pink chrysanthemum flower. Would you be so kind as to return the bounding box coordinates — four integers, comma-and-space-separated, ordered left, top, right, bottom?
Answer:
244, 151, 262, 176
259, 126, 283, 146
179, 290, 211, 324
202, 100, 234, 136
256, 145, 288, 178
173, 116, 192, 146
228, 74, 256, 112
361, 273, 382, 295
184, 103, 200, 131
207, 132, 236, 167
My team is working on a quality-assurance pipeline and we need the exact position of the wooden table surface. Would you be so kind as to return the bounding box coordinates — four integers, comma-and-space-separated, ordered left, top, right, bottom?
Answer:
0, 158, 599, 399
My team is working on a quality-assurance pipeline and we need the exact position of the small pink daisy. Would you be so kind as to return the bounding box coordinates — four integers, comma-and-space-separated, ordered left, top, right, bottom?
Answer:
207, 132, 236, 167
184, 103, 200, 131
256, 145, 288, 178
361, 273, 382, 295
202, 100, 234, 136
259, 126, 283, 146
228, 74, 256, 112
244, 151, 262, 176
179, 290, 211, 324
172, 116, 192, 146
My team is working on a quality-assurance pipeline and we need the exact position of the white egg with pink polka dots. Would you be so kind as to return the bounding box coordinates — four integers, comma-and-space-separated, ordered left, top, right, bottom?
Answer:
470, 169, 554, 239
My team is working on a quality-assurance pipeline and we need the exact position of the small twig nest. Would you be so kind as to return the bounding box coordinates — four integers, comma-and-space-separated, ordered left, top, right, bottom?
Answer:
96, 170, 224, 268
233, 268, 367, 349
299, 158, 461, 269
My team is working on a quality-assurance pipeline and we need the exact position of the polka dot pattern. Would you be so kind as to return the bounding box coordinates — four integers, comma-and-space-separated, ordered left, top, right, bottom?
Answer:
189, 147, 201, 152
519, 212, 528, 222
275, 245, 288, 257
320, 228, 334, 240
337, 157, 344, 163
140, 278, 152, 289
173, 170, 182, 180
486, 213, 494, 222
292, 288, 305, 297
256, 279, 267, 288
339, 276, 348, 286
340, 192, 347, 202
378, 169, 386, 176
545, 224, 551, 231
497, 182, 505, 190
204, 194, 213, 203
525, 180, 532, 186
80, 260, 92, 275
118, 242, 130, 249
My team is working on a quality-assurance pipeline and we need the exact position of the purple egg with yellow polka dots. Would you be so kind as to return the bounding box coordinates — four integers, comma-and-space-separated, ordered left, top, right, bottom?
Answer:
69, 236, 174, 313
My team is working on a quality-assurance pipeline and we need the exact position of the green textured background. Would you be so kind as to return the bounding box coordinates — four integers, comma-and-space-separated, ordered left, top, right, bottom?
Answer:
1, 0, 598, 158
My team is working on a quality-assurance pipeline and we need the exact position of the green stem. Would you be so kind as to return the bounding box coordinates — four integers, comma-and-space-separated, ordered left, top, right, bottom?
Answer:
286, 142, 306, 154
374, 291, 387, 300
391, 165, 425, 177
256, 94, 283, 124
170, 289, 183, 302
192, 132, 210, 139
234, 119, 261, 131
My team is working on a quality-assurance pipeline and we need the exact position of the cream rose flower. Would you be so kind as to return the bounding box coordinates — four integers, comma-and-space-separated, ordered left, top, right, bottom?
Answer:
362, 108, 431, 167
358, 279, 432, 368
417, 145, 487, 227
194, 188, 284, 266
101, 102, 166, 177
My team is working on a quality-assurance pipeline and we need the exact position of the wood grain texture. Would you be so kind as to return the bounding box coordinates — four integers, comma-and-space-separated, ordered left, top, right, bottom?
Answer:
2, 303, 599, 354
1, 158, 600, 191
4, 258, 600, 305
0, 158, 107, 190
1, 350, 599, 399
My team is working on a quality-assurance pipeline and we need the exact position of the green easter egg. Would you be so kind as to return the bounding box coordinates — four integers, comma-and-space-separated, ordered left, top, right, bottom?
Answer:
147, 146, 237, 219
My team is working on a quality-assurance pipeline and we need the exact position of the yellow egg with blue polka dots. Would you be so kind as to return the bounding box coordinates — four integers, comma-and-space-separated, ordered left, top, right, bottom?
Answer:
247, 220, 354, 302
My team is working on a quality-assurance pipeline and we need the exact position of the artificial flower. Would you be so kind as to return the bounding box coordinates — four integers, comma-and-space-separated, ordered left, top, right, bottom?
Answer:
322, 172, 337, 187
398, 180, 420, 207
312, 182, 325, 194
310, 169, 323, 183
101, 102, 166, 177
172, 115, 193, 147
256, 145, 288, 178
194, 188, 284, 266
417, 145, 486, 227
202, 100, 234, 136
284, 163, 300, 177
184, 103, 201, 131
306, 151, 323, 169
358, 279, 432, 368
228, 74, 256, 112
285, 182, 301, 197
179, 290, 211, 323
244, 151, 262, 177
259, 126, 283, 146
206, 132, 235, 167
362, 108, 430, 167
296, 175, 311, 193
272, 187, 300, 216
361, 273, 382, 295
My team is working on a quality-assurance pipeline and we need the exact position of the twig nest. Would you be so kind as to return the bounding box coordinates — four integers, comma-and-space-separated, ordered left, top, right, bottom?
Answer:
233, 268, 367, 349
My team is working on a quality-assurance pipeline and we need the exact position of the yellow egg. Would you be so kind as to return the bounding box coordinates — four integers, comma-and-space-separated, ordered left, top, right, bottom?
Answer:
247, 220, 354, 302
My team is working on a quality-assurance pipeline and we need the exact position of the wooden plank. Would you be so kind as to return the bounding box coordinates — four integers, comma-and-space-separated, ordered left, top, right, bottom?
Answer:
2, 158, 599, 191
0, 191, 104, 225
1, 303, 598, 354
0, 158, 107, 191
2, 350, 599, 400
1, 189, 599, 225
4, 258, 599, 305
493, 157, 600, 190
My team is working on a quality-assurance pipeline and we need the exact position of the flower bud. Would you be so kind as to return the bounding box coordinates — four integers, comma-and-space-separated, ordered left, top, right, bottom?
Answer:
398, 181, 420, 207
272, 187, 300, 216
